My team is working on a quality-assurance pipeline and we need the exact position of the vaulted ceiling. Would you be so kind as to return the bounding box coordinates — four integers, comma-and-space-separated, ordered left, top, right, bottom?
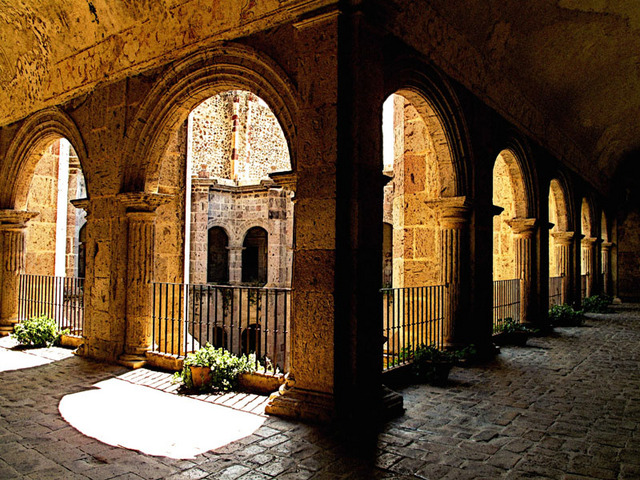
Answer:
0, 0, 638, 193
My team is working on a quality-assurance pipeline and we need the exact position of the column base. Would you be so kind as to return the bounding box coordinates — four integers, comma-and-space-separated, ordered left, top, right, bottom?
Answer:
118, 353, 147, 369
380, 385, 405, 420
0, 326, 14, 336
266, 386, 335, 422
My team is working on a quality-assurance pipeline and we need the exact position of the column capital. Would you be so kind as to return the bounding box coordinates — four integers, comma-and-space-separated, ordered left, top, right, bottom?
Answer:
70, 197, 90, 216
117, 192, 173, 214
551, 231, 575, 246
582, 236, 598, 246
506, 217, 538, 237
433, 196, 471, 228
601, 241, 613, 251
0, 210, 38, 229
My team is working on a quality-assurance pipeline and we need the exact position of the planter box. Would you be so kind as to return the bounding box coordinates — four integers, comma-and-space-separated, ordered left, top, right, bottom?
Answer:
238, 372, 284, 395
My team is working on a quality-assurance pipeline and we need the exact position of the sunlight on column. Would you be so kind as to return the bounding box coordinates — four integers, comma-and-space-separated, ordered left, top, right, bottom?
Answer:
59, 378, 266, 459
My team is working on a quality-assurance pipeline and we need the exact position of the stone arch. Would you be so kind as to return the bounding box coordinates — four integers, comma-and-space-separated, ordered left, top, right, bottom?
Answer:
384, 59, 471, 197
493, 149, 529, 281
241, 226, 268, 285
207, 226, 229, 284
1, 107, 89, 209
601, 210, 609, 243
498, 136, 539, 218
581, 196, 595, 238
548, 178, 572, 233
121, 43, 299, 194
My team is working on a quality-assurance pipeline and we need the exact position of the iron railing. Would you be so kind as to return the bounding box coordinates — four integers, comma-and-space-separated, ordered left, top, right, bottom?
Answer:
493, 279, 520, 333
381, 285, 447, 371
581, 274, 589, 299
549, 276, 564, 307
151, 283, 291, 372
18, 274, 85, 336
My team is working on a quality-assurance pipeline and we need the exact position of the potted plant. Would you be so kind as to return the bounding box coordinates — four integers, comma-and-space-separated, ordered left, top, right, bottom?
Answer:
494, 318, 537, 346
582, 294, 613, 314
412, 344, 458, 386
173, 343, 255, 392
12, 315, 68, 348
549, 304, 584, 327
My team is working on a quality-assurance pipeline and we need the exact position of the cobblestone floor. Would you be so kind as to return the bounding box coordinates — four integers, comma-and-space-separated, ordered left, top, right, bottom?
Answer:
1, 304, 640, 479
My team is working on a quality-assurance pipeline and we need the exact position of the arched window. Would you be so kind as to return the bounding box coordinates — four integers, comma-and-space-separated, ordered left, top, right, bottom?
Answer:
207, 227, 229, 284
242, 227, 268, 285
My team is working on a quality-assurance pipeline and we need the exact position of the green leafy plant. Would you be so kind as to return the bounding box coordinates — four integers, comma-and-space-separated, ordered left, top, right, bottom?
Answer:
497, 317, 539, 335
412, 344, 458, 384
452, 344, 478, 365
549, 304, 584, 326
582, 294, 613, 313
12, 315, 68, 348
173, 343, 256, 392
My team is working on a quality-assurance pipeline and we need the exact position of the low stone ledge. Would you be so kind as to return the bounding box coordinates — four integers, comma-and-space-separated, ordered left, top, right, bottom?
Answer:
59, 334, 84, 349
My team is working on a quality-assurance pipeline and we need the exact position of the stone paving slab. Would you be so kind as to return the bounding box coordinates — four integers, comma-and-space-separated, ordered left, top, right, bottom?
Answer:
1, 305, 639, 478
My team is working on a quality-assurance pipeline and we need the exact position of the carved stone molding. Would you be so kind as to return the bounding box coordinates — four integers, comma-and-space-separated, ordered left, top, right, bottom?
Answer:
506, 217, 537, 237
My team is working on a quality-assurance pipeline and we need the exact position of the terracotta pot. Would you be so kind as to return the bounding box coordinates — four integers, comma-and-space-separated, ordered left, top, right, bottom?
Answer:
189, 366, 212, 388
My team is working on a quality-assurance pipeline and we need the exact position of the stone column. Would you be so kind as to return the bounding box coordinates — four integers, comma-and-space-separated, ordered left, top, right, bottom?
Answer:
601, 241, 613, 295
438, 196, 471, 347
227, 245, 244, 284
582, 237, 597, 297
552, 231, 574, 305
117, 192, 172, 368
0, 210, 38, 336
507, 218, 537, 324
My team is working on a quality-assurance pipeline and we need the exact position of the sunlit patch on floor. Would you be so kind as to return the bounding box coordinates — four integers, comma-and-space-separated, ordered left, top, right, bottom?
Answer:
58, 378, 266, 459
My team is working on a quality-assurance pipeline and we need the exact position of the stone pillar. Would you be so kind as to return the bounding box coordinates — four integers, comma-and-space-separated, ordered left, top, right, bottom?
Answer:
507, 218, 538, 324
601, 241, 613, 295
228, 246, 244, 284
438, 196, 471, 347
117, 192, 172, 368
0, 210, 38, 336
582, 237, 597, 297
552, 231, 574, 305
266, 9, 340, 422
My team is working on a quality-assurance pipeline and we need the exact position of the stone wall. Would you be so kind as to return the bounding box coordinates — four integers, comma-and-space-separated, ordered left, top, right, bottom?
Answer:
188, 90, 292, 287
25, 141, 59, 275
25, 139, 87, 278
189, 181, 294, 287
386, 94, 442, 288
190, 91, 290, 185
493, 154, 516, 280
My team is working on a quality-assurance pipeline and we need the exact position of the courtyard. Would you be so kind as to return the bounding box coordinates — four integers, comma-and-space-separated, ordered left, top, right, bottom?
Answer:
1, 305, 639, 479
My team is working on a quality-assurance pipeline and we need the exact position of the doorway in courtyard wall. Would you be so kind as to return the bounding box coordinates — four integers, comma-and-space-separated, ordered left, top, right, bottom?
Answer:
492, 150, 527, 332
19, 138, 87, 336
380, 92, 453, 370
151, 90, 294, 373
548, 179, 570, 306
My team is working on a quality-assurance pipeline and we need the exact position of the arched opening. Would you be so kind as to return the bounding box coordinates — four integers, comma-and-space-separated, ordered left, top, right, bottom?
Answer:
548, 179, 570, 306
207, 227, 229, 284
492, 150, 528, 330
581, 198, 594, 298
381, 89, 459, 367
242, 227, 268, 285
600, 211, 611, 295
20, 137, 87, 335
150, 88, 293, 372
